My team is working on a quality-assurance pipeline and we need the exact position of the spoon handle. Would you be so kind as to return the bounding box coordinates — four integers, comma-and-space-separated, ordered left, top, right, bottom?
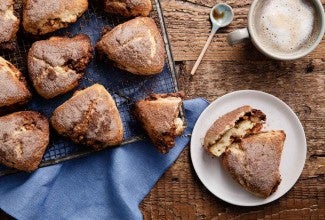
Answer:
190, 26, 219, 75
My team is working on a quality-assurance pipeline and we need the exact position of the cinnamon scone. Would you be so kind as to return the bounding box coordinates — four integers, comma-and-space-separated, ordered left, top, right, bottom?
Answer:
22, 0, 88, 35
222, 130, 286, 198
204, 106, 266, 157
0, 111, 50, 172
134, 92, 186, 154
0, 56, 31, 112
28, 34, 93, 99
96, 17, 165, 75
0, 0, 20, 50
104, 0, 152, 17
51, 84, 124, 150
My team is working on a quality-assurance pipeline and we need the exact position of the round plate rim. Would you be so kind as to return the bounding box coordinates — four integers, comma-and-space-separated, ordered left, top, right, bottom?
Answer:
190, 90, 307, 206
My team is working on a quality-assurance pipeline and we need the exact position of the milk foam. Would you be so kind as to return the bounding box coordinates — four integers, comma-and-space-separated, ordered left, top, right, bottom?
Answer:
253, 0, 317, 55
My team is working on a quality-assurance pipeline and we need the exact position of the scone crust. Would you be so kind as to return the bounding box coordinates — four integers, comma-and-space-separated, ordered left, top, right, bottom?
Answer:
28, 34, 93, 99
22, 0, 88, 35
96, 17, 165, 75
204, 106, 252, 149
204, 106, 266, 154
51, 84, 124, 150
104, 0, 152, 17
0, 111, 49, 172
222, 130, 286, 198
134, 92, 185, 154
0, 56, 31, 109
0, 0, 20, 50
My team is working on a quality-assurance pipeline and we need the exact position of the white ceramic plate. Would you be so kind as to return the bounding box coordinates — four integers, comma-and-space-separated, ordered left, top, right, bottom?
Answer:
190, 90, 306, 206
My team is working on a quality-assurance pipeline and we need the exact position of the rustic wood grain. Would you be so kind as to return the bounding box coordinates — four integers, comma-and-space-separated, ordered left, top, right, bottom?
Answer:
0, 0, 324, 219
161, 0, 325, 61
140, 0, 325, 219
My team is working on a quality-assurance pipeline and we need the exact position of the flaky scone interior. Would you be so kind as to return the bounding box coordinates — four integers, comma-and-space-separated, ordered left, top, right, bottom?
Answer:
204, 106, 266, 157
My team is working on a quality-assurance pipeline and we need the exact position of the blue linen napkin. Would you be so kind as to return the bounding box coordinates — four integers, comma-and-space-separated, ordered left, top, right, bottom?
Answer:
0, 98, 209, 220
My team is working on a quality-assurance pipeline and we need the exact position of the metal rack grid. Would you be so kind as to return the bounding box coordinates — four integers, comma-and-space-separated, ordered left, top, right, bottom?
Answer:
0, 0, 181, 176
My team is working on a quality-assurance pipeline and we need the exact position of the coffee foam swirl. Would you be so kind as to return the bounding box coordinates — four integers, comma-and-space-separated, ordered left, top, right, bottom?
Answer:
253, 0, 318, 55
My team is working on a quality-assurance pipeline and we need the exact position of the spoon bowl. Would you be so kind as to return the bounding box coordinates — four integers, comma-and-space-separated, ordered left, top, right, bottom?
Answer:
210, 3, 234, 28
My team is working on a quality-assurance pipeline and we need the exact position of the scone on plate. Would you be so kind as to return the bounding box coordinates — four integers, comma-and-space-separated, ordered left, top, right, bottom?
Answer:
0, 111, 50, 172
104, 0, 152, 17
96, 17, 165, 75
222, 131, 286, 198
0, 56, 31, 111
28, 34, 93, 99
51, 84, 124, 150
0, 0, 20, 50
22, 0, 88, 35
204, 106, 266, 157
134, 92, 186, 154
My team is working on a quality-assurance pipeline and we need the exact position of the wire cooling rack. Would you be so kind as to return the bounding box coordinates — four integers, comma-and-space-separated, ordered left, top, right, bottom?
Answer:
0, 0, 181, 176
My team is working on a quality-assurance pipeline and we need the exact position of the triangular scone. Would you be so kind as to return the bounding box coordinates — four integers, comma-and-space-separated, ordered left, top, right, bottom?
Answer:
222, 131, 286, 198
28, 34, 93, 99
50, 84, 123, 150
96, 17, 165, 75
22, 0, 88, 35
0, 56, 31, 111
0, 111, 49, 172
204, 106, 266, 157
134, 92, 186, 154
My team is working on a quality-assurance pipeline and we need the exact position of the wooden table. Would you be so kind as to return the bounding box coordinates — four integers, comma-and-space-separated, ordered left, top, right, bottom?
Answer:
1, 0, 324, 219
139, 0, 325, 219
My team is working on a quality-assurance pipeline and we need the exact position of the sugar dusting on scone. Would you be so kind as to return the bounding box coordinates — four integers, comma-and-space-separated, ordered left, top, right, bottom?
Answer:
96, 17, 165, 75
0, 111, 49, 172
51, 84, 124, 150
104, 0, 152, 17
0, 0, 20, 50
23, 0, 88, 35
0, 56, 31, 112
28, 34, 93, 99
134, 92, 186, 154
222, 130, 286, 198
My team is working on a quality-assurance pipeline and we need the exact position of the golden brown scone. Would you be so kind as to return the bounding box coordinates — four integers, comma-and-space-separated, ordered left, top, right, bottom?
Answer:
28, 34, 93, 99
222, 130, 286, 198
51, 84, 124, 150
0, 111, 50, 172
204, 106, 266, 157
104, 0, 152, 17
96, 17, 165, 75
0, 0, 20, 50
0, 56, 31, 111
134, 92, 186, 154
22, 0, 88, 35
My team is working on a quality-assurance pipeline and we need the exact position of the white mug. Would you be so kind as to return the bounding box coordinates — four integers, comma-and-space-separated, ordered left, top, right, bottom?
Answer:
227, 0, 325, 60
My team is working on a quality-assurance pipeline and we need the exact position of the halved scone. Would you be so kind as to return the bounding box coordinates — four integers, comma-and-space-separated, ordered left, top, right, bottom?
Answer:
50, 84, 124, 150
0, 111, 50, 172
28, 34, 93, 99
222, 130, 286, 198
204, 106, 266, 157
0, 56, 32, 111
134, 92, 186, 154
22, 0, 88, 35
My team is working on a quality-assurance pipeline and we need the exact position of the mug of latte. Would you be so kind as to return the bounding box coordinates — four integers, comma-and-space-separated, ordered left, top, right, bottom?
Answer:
227, 0, 325, 60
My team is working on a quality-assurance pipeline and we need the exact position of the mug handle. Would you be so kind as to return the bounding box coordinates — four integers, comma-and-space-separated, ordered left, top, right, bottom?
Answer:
227, 28, 250, 46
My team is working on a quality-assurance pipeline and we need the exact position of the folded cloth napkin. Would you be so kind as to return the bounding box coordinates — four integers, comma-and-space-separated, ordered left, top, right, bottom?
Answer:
0, 98, 209, 220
